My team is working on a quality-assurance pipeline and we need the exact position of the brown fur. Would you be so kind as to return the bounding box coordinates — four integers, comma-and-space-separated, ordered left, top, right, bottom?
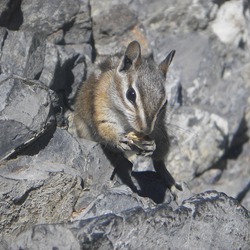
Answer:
74, 40, 175, 158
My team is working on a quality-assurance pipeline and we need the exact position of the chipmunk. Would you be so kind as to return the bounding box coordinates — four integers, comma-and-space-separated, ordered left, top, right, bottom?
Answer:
74, 40, 180, 190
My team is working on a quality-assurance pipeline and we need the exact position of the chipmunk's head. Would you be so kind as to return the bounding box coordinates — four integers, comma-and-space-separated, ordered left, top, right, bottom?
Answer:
112, 40, 175, 135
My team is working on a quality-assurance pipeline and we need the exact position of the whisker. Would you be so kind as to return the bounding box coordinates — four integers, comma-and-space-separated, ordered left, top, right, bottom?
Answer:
167, 122, 196, 137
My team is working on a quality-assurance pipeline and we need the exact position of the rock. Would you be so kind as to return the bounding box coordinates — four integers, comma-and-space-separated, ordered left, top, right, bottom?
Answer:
0, 127, 175, 243
166, 107, 229, 181
39, 43, 91, 96
0, 0, 93, 114
73, 185, 157, 221
38, 42, 92, 118
91, 2, 151, 56
0, 74, 55, 160
131, 0, 216, 30
94, 4, 137, 37
0, 128, 84, 241
71, 137, 166, 203
153, 32, 248, 141
0, 0, 249, 247
38, 42, 59, 88
63, 2, 92, 45
0, 30, 46, 79
17, 0, 92, 45
211, 0, 247, 45
0, 26, 91, 119
0, 171, 83, 243
20, 0, 89, 39
7, 191, 250, 249
189, 138, 250, 210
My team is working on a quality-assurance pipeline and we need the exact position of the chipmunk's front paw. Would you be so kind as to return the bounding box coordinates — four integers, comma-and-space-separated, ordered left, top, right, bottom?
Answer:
127, 138, 156, 156
123, 132, 156, 156
117, 136, 133, 151
137, 140, 156, 156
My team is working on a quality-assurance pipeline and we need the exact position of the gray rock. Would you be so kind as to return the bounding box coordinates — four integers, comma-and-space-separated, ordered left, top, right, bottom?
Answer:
152, 32, 248, 143
38, 42, 92, 116
0, 26, 91, 120
0, 128, 87, 179
131, 0, 216, 30
38, 42, 59, 88
0, 75, 55, 159
0, 0, 249, 248
8, 191, 250, 250
73, 185, 157, 221
0, 128, 84, 241
0, 127, 175, 243
189, 138, 250, 210
0, 30, 46, 79
19, 0, 92, 44
39, 43, 91, 93
63, 2, 92, 44
0, 171, 83, 243
91, 2, 151, 56
94, 4, 137, 37
166, 106, 229, 181
20, 0, 77, 34
0, 0, 93, 112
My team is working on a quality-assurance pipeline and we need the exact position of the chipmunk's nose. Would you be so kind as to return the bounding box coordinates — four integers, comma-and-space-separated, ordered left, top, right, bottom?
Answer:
137, 114, 154, 135
143, 116, 156, 135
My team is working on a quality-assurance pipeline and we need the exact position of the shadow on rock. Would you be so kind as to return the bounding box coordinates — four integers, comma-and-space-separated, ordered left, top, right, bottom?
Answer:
102, 147, 172, 204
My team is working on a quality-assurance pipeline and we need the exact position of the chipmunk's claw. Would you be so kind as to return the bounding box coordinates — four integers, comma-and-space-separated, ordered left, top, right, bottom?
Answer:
118, 136, 134, 151
132, 139, 156, 156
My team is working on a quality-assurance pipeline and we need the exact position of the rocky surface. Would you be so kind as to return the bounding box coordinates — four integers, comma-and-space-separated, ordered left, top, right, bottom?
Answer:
7, 191, 250, 250
0, 0, 249, 248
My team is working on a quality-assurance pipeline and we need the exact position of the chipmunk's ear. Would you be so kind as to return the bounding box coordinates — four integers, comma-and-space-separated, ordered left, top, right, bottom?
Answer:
118, 41, 142, 72
159, 50, 175, 77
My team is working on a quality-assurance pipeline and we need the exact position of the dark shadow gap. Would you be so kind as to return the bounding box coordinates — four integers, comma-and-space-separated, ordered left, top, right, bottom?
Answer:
9, 124, 57, 158
226, 117, 249, 159
102, 146, 173, 204
236, 181, 250, 204
0, 0, 23, 30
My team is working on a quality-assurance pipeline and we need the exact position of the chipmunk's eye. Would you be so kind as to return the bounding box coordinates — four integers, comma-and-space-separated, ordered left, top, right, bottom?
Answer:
126, 87, 136, 103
